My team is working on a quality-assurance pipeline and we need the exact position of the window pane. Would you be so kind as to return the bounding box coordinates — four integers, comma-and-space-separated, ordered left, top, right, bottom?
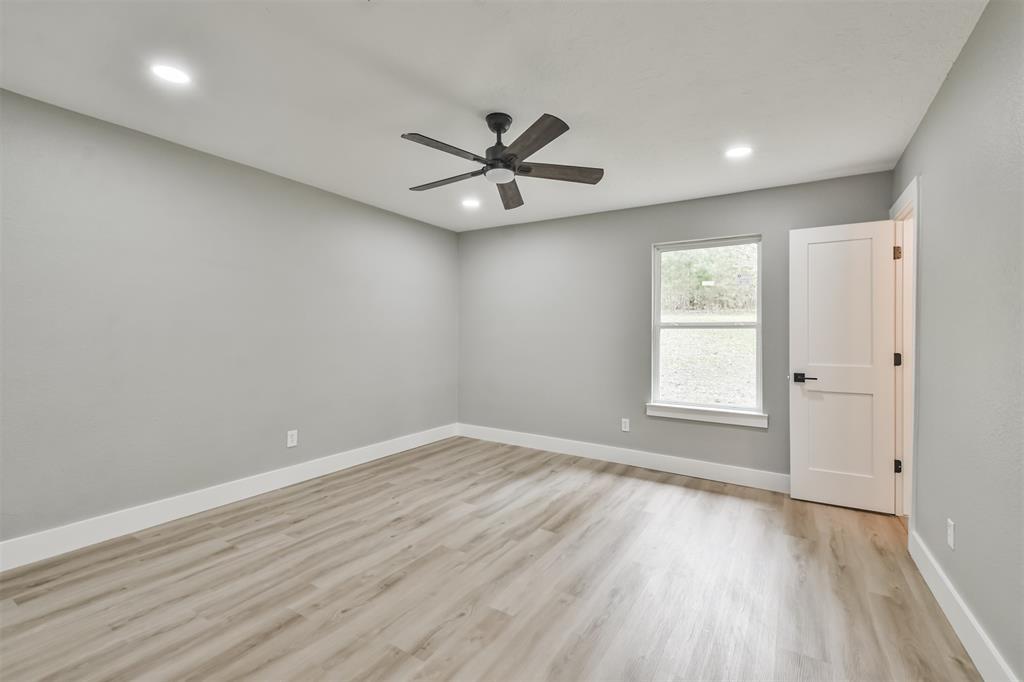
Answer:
660, 242, 758, 323
659, 327, 757, 408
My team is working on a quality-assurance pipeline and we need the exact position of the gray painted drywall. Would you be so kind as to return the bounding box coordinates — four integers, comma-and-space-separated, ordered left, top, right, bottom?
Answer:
458, 172, 892, 474
892, 1, 1023, 676
0, 91, 459, 540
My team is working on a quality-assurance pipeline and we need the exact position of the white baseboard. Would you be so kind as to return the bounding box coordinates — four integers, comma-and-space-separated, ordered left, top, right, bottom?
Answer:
0, 424, 459, 572
456, 423, 790, 494
908, 530, 1019, 682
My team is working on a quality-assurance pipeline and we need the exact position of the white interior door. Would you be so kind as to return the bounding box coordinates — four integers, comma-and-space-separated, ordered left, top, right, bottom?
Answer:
789, 221, 896, 513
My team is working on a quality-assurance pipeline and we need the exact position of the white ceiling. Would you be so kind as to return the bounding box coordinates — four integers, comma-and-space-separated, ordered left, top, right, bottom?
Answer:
1, 1, 984, 231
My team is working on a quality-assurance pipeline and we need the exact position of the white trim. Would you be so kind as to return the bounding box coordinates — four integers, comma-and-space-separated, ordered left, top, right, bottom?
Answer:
653, 234, 762, 252
456, 423, 789, 493
908, 530, 1019, 682
891, 177, 919, 518
646, 402, 768, 428
651, 234, 764, 415
0, 424, 458, 572
658, 321, 757, 329
890, 176, 919, 221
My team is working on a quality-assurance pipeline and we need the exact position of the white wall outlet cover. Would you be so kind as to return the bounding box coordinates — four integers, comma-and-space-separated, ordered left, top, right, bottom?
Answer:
621, 418, 630, 432
287, 429, 299, 448
946, 518, 955, 549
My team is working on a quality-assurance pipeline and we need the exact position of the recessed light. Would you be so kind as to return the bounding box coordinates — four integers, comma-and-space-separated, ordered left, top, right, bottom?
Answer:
150, 64, 191, 85
725, 145, 753, 159
461, 198, 481, 209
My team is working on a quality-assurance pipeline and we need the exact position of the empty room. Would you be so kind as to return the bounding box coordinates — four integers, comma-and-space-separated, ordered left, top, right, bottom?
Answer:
1, 1, 1021, 680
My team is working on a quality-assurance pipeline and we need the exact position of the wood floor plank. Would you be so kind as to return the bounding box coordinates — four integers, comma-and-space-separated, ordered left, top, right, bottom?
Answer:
0, 437, 981, 681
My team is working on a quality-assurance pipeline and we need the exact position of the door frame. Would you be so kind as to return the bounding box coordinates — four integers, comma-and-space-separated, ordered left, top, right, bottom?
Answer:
890, 177, 919, 520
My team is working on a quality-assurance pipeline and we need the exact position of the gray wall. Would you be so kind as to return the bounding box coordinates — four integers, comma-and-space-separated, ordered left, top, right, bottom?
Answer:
892, 1, 1023, 676
1, 92, 459, 540
458, 172, 892, 474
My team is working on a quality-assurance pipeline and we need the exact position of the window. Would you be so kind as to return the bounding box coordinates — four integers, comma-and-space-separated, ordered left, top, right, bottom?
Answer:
648, 235, 766, 428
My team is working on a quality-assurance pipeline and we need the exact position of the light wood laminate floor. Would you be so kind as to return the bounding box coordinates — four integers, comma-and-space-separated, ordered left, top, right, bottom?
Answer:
0, 437, 979, 681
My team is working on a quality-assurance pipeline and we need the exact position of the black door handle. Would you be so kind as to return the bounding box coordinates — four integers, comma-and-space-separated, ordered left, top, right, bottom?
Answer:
793, 372, 818, 383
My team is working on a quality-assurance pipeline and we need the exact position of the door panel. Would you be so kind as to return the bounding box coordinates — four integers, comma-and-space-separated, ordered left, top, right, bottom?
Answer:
790, 221, 895, 513
807, 239, 874, 366
808, 392, 873, 476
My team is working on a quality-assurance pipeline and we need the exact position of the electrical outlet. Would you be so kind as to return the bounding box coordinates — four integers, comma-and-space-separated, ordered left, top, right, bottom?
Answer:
287, 429, 298, 448
621, 418, 630, 432
946, 518, 955, 549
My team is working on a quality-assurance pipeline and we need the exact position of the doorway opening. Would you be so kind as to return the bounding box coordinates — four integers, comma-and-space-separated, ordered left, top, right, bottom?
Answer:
788, 181, 919, 519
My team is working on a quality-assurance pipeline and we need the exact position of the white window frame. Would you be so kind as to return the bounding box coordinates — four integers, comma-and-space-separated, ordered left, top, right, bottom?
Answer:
647, 234, 768, 428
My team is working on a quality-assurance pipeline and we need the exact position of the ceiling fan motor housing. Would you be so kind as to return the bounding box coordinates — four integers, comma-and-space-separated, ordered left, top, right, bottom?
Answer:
484, 116, 516, 183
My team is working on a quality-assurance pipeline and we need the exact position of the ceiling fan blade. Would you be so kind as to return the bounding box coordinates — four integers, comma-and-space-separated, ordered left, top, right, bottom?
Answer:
497, 180, 524, 210
502, 114, 569, 162
409, 169, 485, 191
516, 163, 604, 185
401, 133, 486, 164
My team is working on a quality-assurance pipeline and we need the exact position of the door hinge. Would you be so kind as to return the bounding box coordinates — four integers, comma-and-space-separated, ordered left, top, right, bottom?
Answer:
895, 459, 903, 474
894, 352, 903, 366
893, 245, 903, 260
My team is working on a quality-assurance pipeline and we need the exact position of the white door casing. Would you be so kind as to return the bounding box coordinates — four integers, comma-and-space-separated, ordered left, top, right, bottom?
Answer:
789, 221, 896, 513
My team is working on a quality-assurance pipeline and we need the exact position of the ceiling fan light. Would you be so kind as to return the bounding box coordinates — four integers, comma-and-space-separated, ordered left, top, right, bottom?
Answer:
484, 167, 516, 184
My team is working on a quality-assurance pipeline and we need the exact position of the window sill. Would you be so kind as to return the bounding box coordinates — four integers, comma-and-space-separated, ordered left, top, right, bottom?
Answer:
646, 403, 768, 429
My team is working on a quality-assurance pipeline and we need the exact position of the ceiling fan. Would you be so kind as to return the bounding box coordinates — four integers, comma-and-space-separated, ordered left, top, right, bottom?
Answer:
401, 112, 604, 210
